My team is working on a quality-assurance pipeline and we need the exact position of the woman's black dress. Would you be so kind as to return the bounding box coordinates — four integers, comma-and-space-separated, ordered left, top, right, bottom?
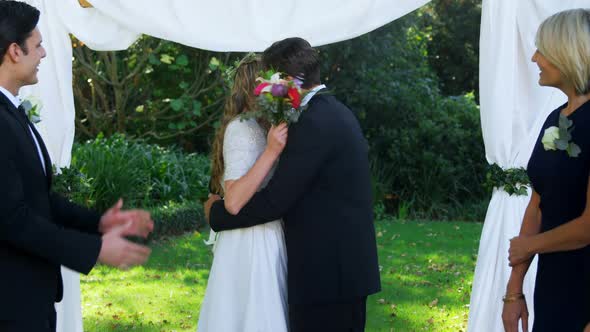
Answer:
527, 100, 590, 331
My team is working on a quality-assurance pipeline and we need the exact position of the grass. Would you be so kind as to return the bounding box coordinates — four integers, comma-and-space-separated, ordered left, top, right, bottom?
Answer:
368, 219, 482, 331
81, 219, 483, 331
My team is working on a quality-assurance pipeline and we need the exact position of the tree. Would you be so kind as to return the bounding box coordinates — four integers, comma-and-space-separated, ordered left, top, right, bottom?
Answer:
421, 0, 482, 97
317, 15, 486, 219
72, 35, 238, 150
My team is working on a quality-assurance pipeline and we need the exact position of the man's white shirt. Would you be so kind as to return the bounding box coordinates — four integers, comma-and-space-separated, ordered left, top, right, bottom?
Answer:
300, 84, 326, 107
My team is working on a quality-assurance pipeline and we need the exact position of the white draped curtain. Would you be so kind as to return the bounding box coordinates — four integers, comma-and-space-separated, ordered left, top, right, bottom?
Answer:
19, 0, 430, 330
467, 1, 589, 331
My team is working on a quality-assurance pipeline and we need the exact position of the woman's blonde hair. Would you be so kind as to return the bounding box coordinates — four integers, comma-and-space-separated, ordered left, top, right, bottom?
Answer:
209, 55, 262, 195
536, 8, 590, 95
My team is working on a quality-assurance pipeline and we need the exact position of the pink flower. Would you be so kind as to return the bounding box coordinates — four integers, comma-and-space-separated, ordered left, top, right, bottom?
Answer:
254, 83, 270, 96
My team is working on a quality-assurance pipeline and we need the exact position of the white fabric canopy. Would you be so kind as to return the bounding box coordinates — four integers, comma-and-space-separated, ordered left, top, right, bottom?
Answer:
19, 0, 430, 331
467, 1, 589, 331
85, 0, 431, 52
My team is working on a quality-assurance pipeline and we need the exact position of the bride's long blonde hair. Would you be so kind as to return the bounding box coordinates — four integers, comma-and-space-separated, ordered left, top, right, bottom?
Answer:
210, 56, 262, 195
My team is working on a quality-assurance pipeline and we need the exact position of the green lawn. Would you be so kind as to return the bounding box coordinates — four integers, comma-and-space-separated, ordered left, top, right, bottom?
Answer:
81, 219, 483, 331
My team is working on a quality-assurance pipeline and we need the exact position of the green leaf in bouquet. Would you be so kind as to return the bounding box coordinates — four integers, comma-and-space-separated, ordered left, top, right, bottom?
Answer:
285, 107, 301, 123
261, 69, 275, 80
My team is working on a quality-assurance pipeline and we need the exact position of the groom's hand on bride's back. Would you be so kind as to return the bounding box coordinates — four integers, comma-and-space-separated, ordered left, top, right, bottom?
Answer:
98, 221, 152, 270
204, 194, 222, 223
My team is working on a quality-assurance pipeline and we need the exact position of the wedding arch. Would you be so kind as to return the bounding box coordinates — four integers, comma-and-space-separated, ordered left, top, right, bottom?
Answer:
18, 0, 588, 331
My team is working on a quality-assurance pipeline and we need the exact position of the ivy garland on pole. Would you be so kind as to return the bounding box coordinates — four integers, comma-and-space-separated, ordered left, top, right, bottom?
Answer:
484, 164, 530, 196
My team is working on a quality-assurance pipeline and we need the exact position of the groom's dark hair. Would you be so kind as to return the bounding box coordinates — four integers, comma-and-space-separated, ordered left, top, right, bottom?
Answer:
262, 37, 321, 89
0, 0, 40, 65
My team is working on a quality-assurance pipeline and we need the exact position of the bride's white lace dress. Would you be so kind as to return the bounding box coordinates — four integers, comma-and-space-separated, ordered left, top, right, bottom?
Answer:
197, 118, 288, 332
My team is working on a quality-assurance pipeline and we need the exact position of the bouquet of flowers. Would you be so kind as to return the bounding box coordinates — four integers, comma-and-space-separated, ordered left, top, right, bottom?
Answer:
245, 70, 308, 125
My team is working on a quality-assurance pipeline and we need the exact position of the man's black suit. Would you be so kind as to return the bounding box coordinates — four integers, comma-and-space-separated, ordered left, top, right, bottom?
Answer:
210, 93, 381, 330
0, 92, 102, 328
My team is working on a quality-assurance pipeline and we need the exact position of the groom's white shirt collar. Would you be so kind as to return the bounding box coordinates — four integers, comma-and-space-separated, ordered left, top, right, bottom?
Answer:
301, 84, 326, 107
0, 86, 20, 108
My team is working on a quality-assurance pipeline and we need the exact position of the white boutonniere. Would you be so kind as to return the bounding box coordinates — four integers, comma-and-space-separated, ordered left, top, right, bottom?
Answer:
541, 114, 580, 157
20, 95, 43, 124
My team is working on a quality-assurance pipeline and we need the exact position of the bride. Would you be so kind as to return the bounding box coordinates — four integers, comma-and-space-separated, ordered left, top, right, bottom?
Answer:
197, 55, 289, 331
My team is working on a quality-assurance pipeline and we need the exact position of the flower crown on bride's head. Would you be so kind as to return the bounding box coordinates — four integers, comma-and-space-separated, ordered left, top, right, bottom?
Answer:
236, 52, 259, 67
224, 52, 260, 88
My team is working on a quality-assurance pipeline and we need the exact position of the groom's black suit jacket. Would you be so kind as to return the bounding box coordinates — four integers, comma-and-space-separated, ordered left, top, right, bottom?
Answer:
210, 93, 381, 305
0, 92, 102, 320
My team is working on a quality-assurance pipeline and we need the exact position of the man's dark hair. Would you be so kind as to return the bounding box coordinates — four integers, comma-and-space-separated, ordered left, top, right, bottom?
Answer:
0, 1, 40, 65
262, 37, 321, 89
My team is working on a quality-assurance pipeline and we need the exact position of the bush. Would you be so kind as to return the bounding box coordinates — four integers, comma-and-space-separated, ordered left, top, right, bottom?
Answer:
318, 16, 487, 220
52, 164, 95, 207
53, 134, 210, 212
369, 93, 486, 220
148, 200, 205, 239
421, 0, 481, 97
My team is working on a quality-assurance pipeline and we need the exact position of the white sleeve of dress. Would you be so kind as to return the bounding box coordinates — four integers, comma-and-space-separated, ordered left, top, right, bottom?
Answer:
223, 119, 260, 182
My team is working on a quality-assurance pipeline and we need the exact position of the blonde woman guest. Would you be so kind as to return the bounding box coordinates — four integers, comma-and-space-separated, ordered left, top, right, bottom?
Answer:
502, 8, 590, 332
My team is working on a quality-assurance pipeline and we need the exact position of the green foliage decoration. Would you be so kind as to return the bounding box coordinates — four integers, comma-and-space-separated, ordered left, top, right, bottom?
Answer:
484, 164, 530, 196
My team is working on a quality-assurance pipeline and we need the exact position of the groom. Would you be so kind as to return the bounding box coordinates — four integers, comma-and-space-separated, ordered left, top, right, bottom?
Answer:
205, 37, 381, 331
0, 2, 153, 331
